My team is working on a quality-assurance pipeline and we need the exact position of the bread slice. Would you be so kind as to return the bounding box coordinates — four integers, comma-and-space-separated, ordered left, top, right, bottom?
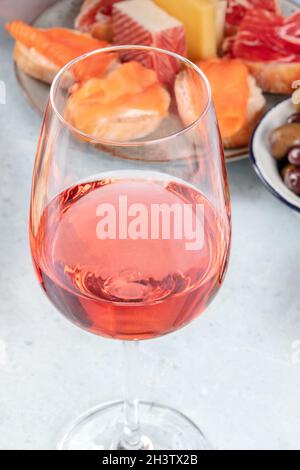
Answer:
73, 109, 168, 141
175, 69, 266, 149
243, 61, 300, 95
13, 27, 118, 88
14, 42, 73, 88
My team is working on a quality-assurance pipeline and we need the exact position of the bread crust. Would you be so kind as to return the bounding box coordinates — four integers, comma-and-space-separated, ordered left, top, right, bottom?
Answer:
243, 61, 300, 94
223, 107, 264, 148
14, 41, 75, 88
14, 42, 59, 85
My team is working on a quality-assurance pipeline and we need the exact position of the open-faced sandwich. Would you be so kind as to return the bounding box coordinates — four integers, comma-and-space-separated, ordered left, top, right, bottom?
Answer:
6, 0, 300, 150
6, 20, 117, 85
175, 58, 266, 148
64, 61, 171, 141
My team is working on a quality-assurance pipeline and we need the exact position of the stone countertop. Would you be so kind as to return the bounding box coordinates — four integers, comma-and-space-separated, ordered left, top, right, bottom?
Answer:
0, 7, 300, 451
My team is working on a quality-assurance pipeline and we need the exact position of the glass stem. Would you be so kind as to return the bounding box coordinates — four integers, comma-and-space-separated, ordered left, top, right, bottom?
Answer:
119, 340, 144, 450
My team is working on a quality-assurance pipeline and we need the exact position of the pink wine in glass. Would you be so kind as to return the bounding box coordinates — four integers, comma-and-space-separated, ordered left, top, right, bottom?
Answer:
30, 173, 230, 340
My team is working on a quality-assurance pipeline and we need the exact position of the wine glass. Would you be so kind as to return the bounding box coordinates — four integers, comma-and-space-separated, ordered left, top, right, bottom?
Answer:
29, 46, 231, 450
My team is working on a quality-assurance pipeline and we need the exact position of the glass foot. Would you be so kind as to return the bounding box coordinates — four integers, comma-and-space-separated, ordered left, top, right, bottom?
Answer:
58, 401, 212, 450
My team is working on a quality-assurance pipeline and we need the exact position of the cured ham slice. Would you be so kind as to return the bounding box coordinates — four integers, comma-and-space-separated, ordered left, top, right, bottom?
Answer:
225, 9, 300, 93
112, 0, 186, 85
75, 0, 123, 40
225, 0, 280, 33
233, 9, 300, 63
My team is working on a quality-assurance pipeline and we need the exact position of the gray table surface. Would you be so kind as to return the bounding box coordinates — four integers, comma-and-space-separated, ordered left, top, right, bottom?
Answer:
1, 9, 300, 450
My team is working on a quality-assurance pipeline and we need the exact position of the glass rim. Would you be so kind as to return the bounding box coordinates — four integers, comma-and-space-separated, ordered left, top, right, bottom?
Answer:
50, 45, 212, 147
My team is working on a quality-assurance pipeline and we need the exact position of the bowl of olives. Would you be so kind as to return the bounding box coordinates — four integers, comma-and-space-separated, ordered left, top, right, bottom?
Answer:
250, 98, 300, 214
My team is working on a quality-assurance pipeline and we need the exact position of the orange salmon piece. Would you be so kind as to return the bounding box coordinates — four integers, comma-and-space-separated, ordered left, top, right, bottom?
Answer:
197, 59, 250, 139
6, 20, 116, 81
6, 20, 50, 51
73, 62, 158, 103
68, 83, 169, 127
64, 62, 170, 139
44, 28, 108, 51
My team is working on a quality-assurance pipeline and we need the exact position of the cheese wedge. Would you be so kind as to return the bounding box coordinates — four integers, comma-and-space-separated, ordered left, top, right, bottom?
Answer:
213, 0, 227, 48
112, 0, 186, 85
154, 0, 217, 61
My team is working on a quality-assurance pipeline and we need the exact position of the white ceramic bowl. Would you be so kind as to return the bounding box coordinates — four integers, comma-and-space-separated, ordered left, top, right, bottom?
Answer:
250, 98, 300, 214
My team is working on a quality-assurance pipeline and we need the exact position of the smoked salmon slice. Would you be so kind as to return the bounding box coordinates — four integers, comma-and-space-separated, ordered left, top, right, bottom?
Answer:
6, 20, 49, 51
64, 62, 171, 141
6, 20, 116, 82
45, 28, 108, 52
197, 59, 250, 139
72, 62, 158, 103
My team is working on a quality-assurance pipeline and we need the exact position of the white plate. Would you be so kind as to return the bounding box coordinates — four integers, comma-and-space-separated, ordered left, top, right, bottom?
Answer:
250, 98, 300, 214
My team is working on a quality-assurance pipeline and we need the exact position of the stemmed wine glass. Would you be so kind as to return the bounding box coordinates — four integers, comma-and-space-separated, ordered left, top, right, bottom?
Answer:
29, 46, 231, 450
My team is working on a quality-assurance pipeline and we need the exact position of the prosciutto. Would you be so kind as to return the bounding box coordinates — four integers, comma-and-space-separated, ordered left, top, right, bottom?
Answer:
75, 0, 122, 34
226, 0, 280, 30
232, 9, 300, 63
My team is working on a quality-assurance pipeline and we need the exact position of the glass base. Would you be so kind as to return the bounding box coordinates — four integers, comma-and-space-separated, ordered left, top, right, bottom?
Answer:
58, 401, 212, 450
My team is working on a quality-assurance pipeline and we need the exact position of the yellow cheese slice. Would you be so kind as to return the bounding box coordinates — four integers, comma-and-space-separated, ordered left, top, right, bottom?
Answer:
154, 0, 217, 61
213, 0, 227, 47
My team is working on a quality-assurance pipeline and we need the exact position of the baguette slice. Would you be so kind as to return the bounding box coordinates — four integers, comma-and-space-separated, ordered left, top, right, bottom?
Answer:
175, 67, 266, 149
66, 108, 167, 142
243, 61, 300, 95
8, 23, 117, 87
14, 42, 73, 88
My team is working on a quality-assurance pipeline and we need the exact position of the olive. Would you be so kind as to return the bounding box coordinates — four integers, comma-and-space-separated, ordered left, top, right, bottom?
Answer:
270, 123, 300, 160
287, 113, 300, 124
281, 164, 293, 179
282, 164, 300, 195
288, 147, 300, 166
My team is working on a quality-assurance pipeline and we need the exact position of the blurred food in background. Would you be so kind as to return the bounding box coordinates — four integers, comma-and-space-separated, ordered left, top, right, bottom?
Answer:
4, 0, 300, 155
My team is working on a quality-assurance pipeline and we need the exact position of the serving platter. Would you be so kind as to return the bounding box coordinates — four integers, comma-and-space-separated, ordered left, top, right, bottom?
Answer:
14, 0, 299, 162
